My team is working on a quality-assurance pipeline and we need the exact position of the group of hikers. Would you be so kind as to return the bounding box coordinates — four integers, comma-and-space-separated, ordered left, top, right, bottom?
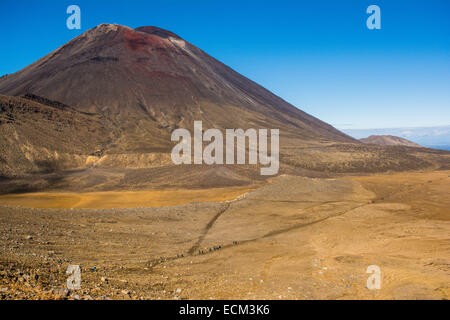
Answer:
197, 241, 239, 256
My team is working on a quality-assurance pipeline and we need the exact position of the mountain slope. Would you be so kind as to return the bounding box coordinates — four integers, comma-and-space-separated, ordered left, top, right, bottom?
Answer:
0, 94, 109, 177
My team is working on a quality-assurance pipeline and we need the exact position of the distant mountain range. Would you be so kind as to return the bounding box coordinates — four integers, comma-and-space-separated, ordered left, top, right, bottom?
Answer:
344, 126, 450, 151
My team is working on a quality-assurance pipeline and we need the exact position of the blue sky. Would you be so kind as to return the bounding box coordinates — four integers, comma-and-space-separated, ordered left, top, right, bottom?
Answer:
0, 0, 449, 129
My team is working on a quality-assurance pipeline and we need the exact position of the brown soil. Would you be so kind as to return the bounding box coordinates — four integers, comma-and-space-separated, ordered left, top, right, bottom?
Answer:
0, 170, 448, 300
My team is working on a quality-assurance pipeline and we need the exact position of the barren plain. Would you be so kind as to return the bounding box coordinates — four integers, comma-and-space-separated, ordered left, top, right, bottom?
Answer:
0, 170, 448, 300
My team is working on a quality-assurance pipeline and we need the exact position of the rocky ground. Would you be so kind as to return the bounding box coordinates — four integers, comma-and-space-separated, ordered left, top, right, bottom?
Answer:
0, 170, 449, 300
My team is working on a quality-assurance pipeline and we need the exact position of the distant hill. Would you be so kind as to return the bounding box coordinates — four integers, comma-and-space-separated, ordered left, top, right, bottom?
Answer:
360, 135, 422, 148
343, 126, 450, 148
0, 94, 110, 177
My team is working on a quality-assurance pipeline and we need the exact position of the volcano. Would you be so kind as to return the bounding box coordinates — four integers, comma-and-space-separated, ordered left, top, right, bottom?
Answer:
0, 24, 448, 184
0, 24, 353, 144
